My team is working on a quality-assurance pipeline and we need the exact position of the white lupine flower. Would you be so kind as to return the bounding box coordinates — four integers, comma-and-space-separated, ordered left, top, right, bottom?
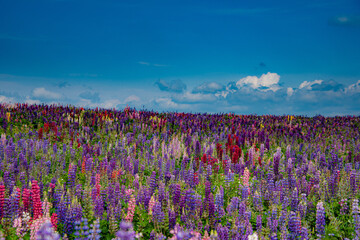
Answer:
248, 233, 258, 240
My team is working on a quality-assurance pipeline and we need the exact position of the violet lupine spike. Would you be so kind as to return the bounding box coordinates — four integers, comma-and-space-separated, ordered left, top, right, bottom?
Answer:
35, 221, 60, 240
316, 201, 326, 238
273, 147, 281, 177
290, 188, 299, 212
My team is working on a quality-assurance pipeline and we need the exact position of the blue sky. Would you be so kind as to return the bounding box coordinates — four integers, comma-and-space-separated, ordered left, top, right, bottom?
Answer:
1, 0, 360, 115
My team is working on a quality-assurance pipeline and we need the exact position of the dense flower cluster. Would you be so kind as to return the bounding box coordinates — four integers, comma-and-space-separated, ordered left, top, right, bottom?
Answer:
0, 103, 359, 239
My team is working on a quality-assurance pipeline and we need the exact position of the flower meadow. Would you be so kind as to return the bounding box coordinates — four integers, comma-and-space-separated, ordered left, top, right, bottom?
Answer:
0, 103, 360, 239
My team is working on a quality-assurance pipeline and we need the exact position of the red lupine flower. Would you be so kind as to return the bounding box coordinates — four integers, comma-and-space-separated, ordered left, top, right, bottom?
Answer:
81, 158, 86, 174
22, 188, 31, 212
38, 128, 43, 140
112, 170, 118, 180
201, 154, 207, 164
44, 123, 50, 133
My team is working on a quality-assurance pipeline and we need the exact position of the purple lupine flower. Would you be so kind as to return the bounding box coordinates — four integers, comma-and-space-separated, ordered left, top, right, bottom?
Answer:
352, 199, 360, 238
194, 193, 203, 217
2, 198, 12, 219
215, 192, 224, 211
74, 217, 90, 239
238, 201, 246, 219
256, 215, 262, 234
152, 201, 164, 223
215, 190, 225, 219
208, 193, 215, 221
72, 203, 83, 222
227, 197, 240, 215
253, 192, 262, 211
270, 208, 278, 233
64, 205, 76, 235
185, 189, 196, 213
270, 232, 278, 240
68, 165, 77, 188
328, 172, 338, 197
260, 143, 265, 158
267, 178, 275, 197
168, 208, 176, 230
217, 225, 229, 240
205, 181, 211, 199
172, 184, 181, 207
75, 184, 83, 200
290, 188, 298, 212
340, 199, 348, 215
187, 168, 195, 188
316, 201, 325, 238
300, 227, 309, 240
89, 219, 102, 240
288, 211, 301, 238
114, 221, 135, 240
273, 147, 281, 177
299, 193, 307, 219
36, 221, 60, 240
132, 175, 139, 190
241, 186, 249, 200
350, 170, 358, 196
149, 171, 158, 193
158, 182, 166, 205
224, 171, 234, 185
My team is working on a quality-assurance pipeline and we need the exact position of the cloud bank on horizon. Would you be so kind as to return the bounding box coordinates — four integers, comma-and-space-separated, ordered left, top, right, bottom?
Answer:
1, 72, 360, 116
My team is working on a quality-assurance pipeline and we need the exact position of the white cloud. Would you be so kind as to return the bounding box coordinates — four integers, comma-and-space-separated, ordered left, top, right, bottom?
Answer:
345, 80, 360, 93
125, 95, 140, 103
155, 98, 181, 109
138, 61, 150, 65
172, 92, 217, 103
139, 61, 168, 67
25, 97, 41, 105
236, 72, 280, 91
77, 98, 121, 109
153, 64, 168, 67
101, 99, 121, 109
215, 91, 230, 98
155, 79, 187, 93
328, 15, 360, 27
299, 80, 323, 90
0, 95, 15, 103
193, 82, 225, 93
287, 87, 294, 97
32, 87, 61, 99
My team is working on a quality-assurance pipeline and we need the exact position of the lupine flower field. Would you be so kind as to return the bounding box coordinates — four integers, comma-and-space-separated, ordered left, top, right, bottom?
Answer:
1, 103, 360, 239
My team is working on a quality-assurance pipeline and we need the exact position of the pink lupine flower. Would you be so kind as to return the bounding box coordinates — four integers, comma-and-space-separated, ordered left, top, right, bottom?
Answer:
13, 217, 26, 239
148, 195, 155, 217
202, 231, 210, 240
125, 193, 136, 222
243, 167, 250, 187
30, 218, 46, 240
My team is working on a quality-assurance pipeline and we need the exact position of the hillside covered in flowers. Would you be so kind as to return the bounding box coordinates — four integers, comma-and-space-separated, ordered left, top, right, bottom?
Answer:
0, 103, 359, 239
